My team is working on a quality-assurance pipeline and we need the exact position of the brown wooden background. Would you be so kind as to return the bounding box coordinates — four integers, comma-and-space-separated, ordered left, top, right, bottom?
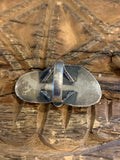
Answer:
0, 0, 120, 159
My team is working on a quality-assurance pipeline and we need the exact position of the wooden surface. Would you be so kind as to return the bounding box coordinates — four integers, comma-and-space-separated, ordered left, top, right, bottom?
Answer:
0, 0, 120, 159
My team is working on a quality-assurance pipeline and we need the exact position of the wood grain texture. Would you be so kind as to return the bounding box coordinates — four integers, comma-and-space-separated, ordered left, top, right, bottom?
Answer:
0, 0, 120, 159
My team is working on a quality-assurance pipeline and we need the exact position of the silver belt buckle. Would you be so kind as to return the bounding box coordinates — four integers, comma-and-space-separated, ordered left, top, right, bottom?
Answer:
15, 62, 102, 107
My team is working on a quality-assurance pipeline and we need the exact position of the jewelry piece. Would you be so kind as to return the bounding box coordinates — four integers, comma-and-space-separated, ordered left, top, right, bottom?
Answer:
15, 62, 102, 107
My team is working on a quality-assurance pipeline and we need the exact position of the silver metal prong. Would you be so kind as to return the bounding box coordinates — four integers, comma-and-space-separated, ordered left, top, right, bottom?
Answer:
40, 90, 51, 101
63, 91, 75, 102
41, 66, 54, 82
63, 66, 74, 83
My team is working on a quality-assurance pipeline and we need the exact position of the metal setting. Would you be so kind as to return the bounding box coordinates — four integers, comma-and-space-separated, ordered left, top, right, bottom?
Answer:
15, 62, 102, 107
